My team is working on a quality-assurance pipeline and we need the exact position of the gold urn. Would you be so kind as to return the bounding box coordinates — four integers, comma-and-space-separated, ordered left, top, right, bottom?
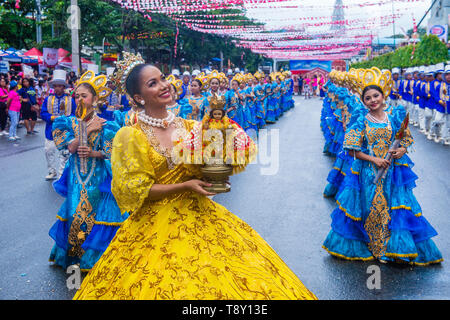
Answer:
200, 164, 233, 193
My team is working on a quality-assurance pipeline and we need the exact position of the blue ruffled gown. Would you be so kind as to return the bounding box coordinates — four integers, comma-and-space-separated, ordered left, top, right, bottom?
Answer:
48, 116, 129, 271
252, 84, 266, 129
323, 95, 363, 198
225, 89, 244, 128
240, 88, 256, 131
323, 106, 443, 265
265, 83, 278, 123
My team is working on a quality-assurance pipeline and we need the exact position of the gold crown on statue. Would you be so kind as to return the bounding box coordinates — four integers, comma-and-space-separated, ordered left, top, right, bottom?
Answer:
208, 93, 226, 111
166, 74, 183, 99
110, 51, 146, 95
75, 70, 112, 102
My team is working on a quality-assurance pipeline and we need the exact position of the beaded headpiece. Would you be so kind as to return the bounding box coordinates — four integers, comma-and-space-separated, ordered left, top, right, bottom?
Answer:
110, 51, 146, 95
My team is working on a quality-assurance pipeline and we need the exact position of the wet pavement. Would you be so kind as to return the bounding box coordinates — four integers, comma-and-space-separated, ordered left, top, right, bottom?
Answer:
0, 96, 449, 300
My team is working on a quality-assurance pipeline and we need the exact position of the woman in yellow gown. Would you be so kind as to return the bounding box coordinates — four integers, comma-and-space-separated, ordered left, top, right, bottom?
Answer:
73, 57, 316, 300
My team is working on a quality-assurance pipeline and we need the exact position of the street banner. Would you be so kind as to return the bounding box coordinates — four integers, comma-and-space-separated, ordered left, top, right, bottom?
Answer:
289, 60, 332, 72
22, 64, 34, 78
43, 48, 59, 67
0, 61, 10, 73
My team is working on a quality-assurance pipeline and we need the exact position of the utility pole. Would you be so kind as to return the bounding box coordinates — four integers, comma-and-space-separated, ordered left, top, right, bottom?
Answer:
36, 0, 42, 43
220, 50, 223, 71
392, 0, 396, 48
68, 1, 81, 74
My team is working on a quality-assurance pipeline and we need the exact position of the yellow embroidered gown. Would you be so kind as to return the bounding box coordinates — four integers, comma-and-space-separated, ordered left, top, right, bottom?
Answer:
74, 118, 316, 300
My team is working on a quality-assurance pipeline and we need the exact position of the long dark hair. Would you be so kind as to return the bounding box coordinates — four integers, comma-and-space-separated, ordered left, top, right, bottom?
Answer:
361, 85, 384, 101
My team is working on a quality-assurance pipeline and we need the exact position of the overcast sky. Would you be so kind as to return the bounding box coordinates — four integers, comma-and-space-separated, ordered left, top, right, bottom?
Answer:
244, 0, 432, 38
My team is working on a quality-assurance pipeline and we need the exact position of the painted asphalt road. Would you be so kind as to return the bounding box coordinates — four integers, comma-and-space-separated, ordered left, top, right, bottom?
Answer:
0, 96, 449, 300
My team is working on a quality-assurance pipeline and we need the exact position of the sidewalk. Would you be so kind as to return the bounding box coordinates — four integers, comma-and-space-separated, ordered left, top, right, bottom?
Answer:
0, 121, 46, 159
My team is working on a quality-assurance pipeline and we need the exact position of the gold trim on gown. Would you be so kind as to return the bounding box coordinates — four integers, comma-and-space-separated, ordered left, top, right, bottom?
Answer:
73, 118, 316, 300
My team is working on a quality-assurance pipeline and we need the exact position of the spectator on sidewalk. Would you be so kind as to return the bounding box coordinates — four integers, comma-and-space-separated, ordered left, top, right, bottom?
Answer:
6, 80, 21, 142
18, 78, 39, 135
40, 70, 77, 181
0, 78, 9, 136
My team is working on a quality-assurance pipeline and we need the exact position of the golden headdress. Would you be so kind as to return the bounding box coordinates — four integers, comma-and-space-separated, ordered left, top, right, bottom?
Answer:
74, 70, 112, 119
231, 73, 244, 84
207, 70, 221, 83
109, 51, 145, 95
166, 74, 183, 99
361, 67, 393, 97
254, 71, 264, 80
75, 70, 112, 103
244, 73, 255, 83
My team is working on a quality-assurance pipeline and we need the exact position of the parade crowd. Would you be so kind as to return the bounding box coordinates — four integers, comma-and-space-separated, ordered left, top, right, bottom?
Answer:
2, 51, 447, 300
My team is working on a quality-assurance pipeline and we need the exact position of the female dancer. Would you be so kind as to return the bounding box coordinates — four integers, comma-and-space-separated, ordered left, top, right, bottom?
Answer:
239, 75, 255, 131
225, 75, 245, 128
179, 78, 208, 121
264, 75, 277, 124
252, 72, 266, 129
166, 74, 192, 119
323, 84, 443, 265
203, 70, 225, 99
73, 59, 317, 300
49, 71, 128, 271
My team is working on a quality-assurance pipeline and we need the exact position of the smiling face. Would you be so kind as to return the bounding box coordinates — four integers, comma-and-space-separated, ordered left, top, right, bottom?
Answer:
362, 88, 384, 112
210, 78, 220, 92
231, 80, 239, 91
132, 65, 172, 109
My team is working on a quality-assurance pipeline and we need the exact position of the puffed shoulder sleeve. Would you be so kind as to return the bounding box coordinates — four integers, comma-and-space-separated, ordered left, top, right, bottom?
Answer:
343, 107, 366, 152
101, 121, 121, 159
111, 126, 155, 215
52, 116, 76, 151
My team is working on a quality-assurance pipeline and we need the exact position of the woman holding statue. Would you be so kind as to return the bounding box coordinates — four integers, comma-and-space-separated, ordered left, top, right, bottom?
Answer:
73, 53, 317, 300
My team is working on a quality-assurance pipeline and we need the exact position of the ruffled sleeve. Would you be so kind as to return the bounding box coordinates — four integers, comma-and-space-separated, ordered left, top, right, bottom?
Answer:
52, 116, 76, 151
177, 100, 193, 119
111, 126, 155, 215
343, 107, 367, 152
113, 110, 125, 127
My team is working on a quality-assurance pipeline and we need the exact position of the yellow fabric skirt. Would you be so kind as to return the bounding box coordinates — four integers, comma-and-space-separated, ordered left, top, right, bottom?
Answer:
73, 192, 317, 300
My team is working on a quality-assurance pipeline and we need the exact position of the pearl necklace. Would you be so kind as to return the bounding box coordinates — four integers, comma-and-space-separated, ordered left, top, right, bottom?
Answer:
367, 111, 388, 124
138, 110, 175, 128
